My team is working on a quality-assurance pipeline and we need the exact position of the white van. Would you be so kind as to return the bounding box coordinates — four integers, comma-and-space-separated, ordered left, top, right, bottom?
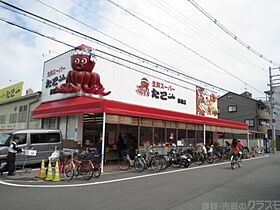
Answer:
0, 129, 63, 166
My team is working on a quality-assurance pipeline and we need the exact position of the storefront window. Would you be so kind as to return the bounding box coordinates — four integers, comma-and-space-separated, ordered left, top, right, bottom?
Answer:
187, 130, 195, 146
120, 125, 138, 146
166, 128, 176, 145
154, 127, 165, 146
66, 116, 76, 140
59, 117, 67, 139
178, 129, 186, 145
140, 126, 153, 147
196, 130, 204, 144
106, 124, 117, 146
83, 114, 103, 147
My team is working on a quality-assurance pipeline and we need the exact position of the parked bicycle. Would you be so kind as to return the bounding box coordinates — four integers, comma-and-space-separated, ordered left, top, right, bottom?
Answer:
63, 149, 99, 181
118, 151, 145, 172
136, 146, 162, 173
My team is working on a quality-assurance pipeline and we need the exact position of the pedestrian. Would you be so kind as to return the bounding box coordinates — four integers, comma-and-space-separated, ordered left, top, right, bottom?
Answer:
7, 136, 22, 176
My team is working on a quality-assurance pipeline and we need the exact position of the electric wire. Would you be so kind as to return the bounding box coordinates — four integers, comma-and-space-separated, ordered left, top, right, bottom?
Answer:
150, 0, 266, 73
0, 0, 265, 96
187, 0, 280, 66
0, 17, 196, 93
103, 0, 264, 95
35, 0, 218, 77
0, 0, 232, 93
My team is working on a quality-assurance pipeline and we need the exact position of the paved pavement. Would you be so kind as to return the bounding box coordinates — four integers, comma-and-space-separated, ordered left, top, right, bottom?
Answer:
0, 154, 279, 210
0, 153, 276, 186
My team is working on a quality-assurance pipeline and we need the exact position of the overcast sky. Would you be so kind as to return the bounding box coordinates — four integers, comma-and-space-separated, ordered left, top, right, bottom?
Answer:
0, 0, 280, 99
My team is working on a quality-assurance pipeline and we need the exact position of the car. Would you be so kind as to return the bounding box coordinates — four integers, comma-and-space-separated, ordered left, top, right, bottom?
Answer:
0, 129, 63, 169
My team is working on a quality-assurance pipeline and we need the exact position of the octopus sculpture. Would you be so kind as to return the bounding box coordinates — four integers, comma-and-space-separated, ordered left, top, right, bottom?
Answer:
56, 44, 111, 96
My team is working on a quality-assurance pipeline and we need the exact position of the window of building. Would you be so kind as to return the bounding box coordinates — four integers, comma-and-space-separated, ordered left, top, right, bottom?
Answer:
9, 113, 17, 123
186, 130, 195, 146
154, 127, 165, 146
0, 115, 6, 124
258, 119, 269, 126
139, 126, 153, 146
42, 117, 58, 130
228, 105, 237, 112
167, 128, 176, 144
178, 129, 186, 141
245, 119, 254, 127
18, 105, 28, 122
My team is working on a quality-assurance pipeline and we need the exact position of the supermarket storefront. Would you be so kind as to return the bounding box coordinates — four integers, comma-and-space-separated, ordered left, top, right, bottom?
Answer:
32, 44, 248, 171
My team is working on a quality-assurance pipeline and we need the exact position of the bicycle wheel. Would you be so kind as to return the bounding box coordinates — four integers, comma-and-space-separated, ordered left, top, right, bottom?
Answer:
63, 161, 74, 181
118, 157, 130, 171
93, 161, 101, 178
134, 157, 145, 172
193, 153, 204, 166
151, 156, 162, 173
231, 156, 237, 170
81, 160, 94, 180
171, 154, 181, 168
238, 160, 242, 168
160, 156, 168, 170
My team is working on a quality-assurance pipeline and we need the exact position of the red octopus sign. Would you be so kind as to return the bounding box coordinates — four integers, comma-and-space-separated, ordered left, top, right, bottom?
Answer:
56, 44, 111, 96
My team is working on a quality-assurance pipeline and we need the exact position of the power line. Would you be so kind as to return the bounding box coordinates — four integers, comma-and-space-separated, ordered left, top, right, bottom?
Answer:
0, 0, 265, 96
187, 0, 280, 66
0, 17, 196, 93
0, 0, 231, 93
35, 0, 218, 79
103, 0, 265, 95
149, 0, 266, 73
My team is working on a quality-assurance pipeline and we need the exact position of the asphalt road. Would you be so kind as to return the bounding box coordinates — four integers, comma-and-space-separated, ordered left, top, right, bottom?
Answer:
0, 154, 279, 210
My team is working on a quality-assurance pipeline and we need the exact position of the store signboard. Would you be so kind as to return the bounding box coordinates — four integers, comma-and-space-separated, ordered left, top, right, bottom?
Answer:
41, 47, 196, 115
196, 86, 218, 118
0, 82, 23, 103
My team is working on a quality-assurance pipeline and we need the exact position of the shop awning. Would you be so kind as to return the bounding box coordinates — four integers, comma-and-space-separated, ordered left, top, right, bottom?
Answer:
32, 97, 105, 118
32, 96, 248, 131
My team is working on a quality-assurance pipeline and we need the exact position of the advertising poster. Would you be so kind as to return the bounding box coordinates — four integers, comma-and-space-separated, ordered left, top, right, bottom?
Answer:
196, 86, 218, 118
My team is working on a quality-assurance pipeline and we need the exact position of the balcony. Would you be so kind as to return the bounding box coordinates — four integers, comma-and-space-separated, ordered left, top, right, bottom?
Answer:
257, 110, 270, 120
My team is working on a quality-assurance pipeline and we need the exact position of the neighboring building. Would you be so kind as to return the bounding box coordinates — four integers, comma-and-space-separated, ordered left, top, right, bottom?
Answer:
218, 91, 271, 147
0, 91, 41, 130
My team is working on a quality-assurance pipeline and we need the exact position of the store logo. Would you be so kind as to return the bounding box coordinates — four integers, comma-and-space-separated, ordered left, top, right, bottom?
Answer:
55, 44, 111, 96
136, 78, 150, 97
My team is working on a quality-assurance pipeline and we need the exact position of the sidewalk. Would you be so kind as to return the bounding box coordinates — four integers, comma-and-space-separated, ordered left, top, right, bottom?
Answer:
0, 162, 121, 182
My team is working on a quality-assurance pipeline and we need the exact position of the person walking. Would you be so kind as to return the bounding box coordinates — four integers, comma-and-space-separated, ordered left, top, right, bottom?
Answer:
7, 136, 22, 176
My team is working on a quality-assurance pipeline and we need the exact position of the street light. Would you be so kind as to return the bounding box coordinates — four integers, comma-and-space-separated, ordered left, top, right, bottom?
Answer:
269, 66, 280, 153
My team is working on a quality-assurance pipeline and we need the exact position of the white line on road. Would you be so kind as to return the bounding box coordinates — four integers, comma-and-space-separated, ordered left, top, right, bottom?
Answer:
0, 155, 269, 188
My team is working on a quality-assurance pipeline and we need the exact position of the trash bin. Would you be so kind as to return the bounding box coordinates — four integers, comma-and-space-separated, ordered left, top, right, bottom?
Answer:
263, 138, 271, 153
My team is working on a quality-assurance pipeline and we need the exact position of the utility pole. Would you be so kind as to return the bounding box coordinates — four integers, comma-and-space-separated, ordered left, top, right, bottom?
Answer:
269, 66, 280, 153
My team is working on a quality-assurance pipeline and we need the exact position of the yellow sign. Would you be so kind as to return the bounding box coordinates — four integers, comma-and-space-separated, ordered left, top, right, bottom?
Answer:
0, 82, 23, 103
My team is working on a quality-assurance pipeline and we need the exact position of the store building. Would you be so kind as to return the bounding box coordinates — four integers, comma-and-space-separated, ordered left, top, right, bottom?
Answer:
32, 45, 248, 171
